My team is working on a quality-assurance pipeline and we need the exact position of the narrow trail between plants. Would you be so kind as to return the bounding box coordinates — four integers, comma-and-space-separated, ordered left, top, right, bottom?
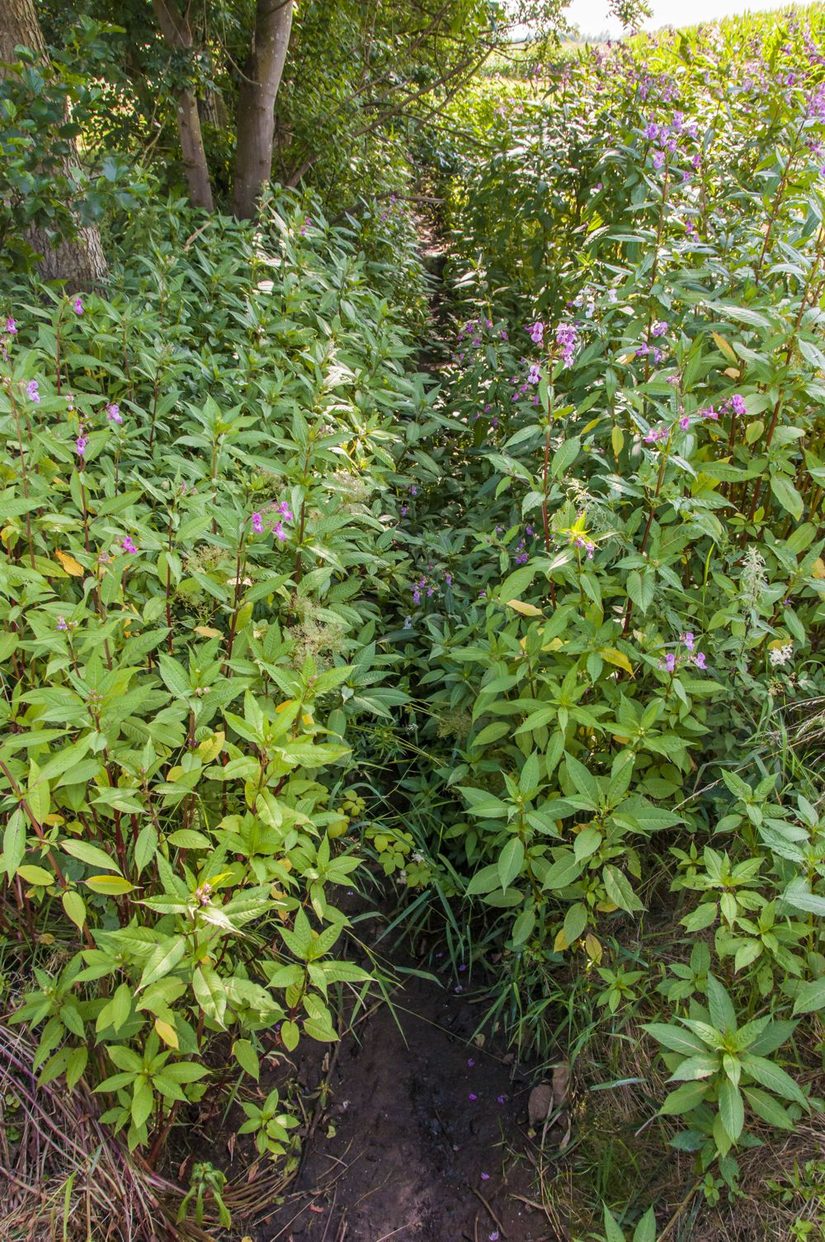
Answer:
257, 224, 559, 1242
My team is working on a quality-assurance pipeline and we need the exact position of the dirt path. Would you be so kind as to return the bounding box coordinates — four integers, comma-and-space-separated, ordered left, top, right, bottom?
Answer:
256, 975, 556, 1242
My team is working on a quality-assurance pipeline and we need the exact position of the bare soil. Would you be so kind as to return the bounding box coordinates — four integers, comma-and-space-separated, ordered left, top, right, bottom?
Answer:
255, 974, 557, 1242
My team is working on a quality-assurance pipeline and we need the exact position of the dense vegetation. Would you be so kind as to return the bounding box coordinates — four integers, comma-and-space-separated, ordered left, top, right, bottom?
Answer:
0, 1, 823, 1239
383, 10, 825, 1233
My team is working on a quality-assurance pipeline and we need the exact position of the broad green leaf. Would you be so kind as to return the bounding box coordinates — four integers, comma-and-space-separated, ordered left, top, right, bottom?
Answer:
138, 936, 187, 991
62, 890, 87, 929
233, 1038, 260, 1081
770, 474, 803, 520
792, 978, 825, 1016
602, 865, 644, 913
84, 875, 135, 896
18, 865, 55, 886
718, 1079, 744, 1142
61, 839, 122, 874
541, 852, 582, 891
497, 837, 524, 893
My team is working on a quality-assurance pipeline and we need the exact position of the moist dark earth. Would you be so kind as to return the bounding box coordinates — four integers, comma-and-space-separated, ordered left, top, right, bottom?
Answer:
254, 976, 557, 1242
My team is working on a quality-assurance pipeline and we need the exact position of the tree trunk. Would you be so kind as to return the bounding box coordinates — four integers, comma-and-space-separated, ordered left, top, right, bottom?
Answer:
232, 0, 294, 220
0, 0, 107, 289
151, 0, 214, 211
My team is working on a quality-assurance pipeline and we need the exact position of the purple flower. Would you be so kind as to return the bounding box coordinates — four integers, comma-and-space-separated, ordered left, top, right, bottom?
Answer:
644, 426, 667, 444
106, 403, 122, 424
700, 405, 719, 420
73, 296, 84, 316
6, 317, 17, 335
273, 521, 287, 542
445, 573, 453, 585
693, 652, 707, 670
75, 435, 87, 457
251, 512, 264, 534
490, 1233, 500, 1242
468, 1092, 478, 1102
496, 1094, 506, 1105
651, 320, 668, 337
662, 652, 677, 673
527, 320, 545, 344
730, 394, 747, 416
26, 380, 40, 403
480, 1171, 490, 1181
56, 616, 68, 631
121, 536, 138, 554
556, 322, 578, 366
527, 363, 541, 386
679, 415, 691, 430
277, 502, 293, 521
467, 1057, 475, 1067
653, 150, 666, 169
681, 631, 695, 651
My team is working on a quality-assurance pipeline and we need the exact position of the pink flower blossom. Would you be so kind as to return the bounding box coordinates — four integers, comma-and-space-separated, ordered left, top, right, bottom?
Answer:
251, 512, 264, 534
106, 403, 122, 424
75, 436, 87, 457
121, 536, 138, 554
26, 380, 40, 403
73, 296, 84, 316
273, 521, 287, 542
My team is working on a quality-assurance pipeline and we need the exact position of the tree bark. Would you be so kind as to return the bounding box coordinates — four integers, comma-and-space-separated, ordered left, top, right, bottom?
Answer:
232, 0, 294, 220
0, 0, 107, 289
151, 0, 214, 211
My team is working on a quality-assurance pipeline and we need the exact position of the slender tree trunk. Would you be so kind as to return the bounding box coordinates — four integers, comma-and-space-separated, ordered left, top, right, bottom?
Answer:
0, 0, 107, 289
232, 0, 294, 220
151, 0, 214, 211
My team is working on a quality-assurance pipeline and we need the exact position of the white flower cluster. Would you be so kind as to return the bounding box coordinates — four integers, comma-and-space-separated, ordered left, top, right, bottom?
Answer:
769, 643, 794, 667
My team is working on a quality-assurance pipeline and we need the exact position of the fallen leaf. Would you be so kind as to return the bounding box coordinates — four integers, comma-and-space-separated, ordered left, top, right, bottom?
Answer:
528, 1082, 554, 1127
552, 1062, 571, 1110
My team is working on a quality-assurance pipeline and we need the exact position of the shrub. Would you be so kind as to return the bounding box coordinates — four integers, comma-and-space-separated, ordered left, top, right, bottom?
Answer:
0, 192, 425, 1159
